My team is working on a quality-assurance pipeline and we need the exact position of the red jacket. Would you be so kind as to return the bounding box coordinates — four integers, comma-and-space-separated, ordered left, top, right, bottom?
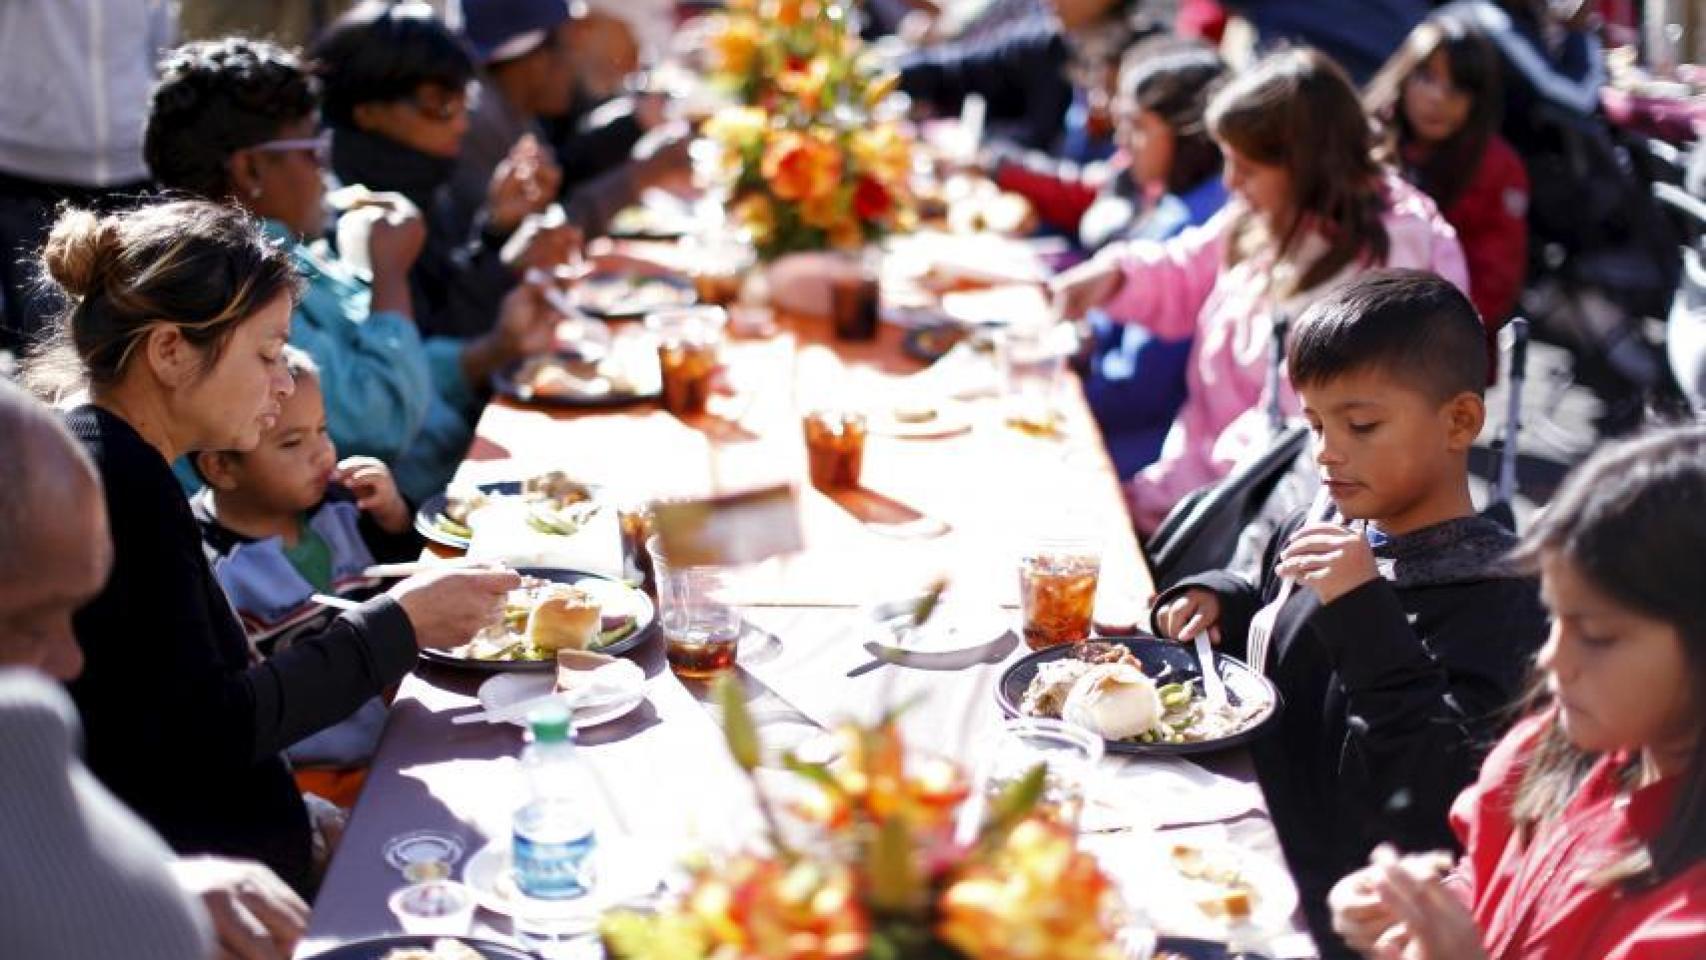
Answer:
1406, 135, 1529, 379
1449, 712, 1706, 960
1443, 135, 1530, 327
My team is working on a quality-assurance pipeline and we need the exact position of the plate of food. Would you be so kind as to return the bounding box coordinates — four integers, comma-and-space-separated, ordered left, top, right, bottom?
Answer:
418, 568, 656, 672
471, 651, 648, 728
1149, 937, 1273, 960
492, 350, 662, 408
571, 271, 696, 320
608, 204, 696, 241
415, 472, 600, 551
867, 398, 974, 439
902, 323, 969, 364
996, 639, 1279, 756
1157, 840, 1299, 939
304, 936, 535, 960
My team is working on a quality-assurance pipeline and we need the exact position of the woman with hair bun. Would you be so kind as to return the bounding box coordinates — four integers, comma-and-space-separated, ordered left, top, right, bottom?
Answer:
24, 200, 520, 895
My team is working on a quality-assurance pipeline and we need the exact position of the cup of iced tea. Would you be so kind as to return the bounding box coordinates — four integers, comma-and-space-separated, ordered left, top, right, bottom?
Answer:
647, 535, 741, 680
829, 251, 881, 342
802, 409, 867, 489
645, 306, 726, 416
1018, 537, 1100, 650
690, 240, 752, 308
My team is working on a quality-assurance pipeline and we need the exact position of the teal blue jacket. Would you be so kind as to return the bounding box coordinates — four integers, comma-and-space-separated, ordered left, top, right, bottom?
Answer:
266, 220, 476, 503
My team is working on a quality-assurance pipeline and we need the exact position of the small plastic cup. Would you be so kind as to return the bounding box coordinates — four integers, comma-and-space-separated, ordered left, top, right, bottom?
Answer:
387, 880, 476, 936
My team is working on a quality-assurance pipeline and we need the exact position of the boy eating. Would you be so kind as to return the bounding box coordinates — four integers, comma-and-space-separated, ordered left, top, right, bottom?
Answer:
1150, 269, 1548, 956
192, 348, 421, 783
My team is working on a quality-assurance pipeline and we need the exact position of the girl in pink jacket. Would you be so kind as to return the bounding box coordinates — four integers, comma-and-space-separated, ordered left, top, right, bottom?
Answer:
1053, 48, 1468, 534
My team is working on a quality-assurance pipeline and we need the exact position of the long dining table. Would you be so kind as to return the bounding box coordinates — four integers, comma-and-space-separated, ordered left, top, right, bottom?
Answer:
296, 304, 1320, 958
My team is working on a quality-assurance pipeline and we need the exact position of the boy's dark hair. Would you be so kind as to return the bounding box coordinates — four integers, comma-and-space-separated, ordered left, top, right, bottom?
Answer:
1288, 268, 1488, 400
145, 39, 319, 198
311, 1, 476, 129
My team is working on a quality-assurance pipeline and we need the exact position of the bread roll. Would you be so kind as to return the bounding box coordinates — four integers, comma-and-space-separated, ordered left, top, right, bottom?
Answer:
526, 585, 601, 652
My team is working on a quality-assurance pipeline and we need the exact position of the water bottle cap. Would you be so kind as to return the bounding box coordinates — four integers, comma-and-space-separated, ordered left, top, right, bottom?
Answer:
527, 701, 573, 742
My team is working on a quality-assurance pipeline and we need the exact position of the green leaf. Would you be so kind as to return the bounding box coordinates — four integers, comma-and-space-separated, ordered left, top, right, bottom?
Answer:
716, 675, 763, 772
867, 815, 924, 914
782, 754, 844, 796
977, 763, 1046, 847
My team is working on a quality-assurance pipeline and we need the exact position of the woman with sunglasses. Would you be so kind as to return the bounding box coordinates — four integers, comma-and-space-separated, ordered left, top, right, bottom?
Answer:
312, 1, 579, 343
144, 38, 556, 503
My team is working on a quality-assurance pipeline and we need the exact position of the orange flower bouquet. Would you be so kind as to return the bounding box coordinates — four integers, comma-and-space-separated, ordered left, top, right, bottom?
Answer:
700, 0, 915, 259
600, 680, 1132, 960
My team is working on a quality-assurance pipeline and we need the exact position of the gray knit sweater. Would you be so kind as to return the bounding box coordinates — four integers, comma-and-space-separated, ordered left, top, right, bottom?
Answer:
0, 669, 211, 959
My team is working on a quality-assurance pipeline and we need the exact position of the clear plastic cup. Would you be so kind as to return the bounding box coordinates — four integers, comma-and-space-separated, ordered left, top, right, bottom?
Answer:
387, 880, 475, 936
977, 717, 1105, 829
647, 536, 742, 680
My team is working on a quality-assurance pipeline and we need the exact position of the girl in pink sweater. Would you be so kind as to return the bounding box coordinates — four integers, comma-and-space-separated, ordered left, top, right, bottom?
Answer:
1053, 49, 1468, 534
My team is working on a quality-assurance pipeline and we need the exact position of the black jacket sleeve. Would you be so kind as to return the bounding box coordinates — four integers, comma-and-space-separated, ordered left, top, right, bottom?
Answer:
1313, 573, 1547, 850
1149, 511, 1302, 658
72, 436, 419, 786
897, 25, 1073, 151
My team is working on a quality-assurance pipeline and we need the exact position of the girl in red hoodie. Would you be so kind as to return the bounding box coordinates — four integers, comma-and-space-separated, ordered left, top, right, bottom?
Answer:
1366, 13, 1530, 368
1328, 424, 1706, 960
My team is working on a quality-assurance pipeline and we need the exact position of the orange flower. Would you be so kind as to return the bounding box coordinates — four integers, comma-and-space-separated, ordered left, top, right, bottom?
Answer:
799, 190, 845, 230
689, 857, 869, 960
761, 130, 842, 203
770, 0, 809, 27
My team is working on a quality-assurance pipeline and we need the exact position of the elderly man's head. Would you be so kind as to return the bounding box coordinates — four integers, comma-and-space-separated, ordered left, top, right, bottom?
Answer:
0, 379, 109, 680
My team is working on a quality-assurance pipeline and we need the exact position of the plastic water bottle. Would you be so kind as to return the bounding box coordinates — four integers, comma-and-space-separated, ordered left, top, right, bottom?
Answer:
512, 703, 597, 900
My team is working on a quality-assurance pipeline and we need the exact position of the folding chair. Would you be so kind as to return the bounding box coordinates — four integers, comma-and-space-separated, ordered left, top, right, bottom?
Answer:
1481, 317, 1530, 532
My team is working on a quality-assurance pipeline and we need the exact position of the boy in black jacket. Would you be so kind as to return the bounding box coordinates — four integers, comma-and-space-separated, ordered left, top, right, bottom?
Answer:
1150, 269, 1547, 957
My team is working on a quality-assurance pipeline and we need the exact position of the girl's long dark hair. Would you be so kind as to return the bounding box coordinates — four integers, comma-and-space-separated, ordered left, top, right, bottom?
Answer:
1509, 423, 1706, 889
1208, 49, 1389, 299
1365, 14, 1504, 212
1118, 43, 1226, 196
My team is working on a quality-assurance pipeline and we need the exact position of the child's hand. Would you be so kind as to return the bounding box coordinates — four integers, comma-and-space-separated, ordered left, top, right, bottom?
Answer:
334, 457, 409, 533
1368, 851, 1487, 960
1276, 522, 1380, 605
1153, 587, 1222, 645
1049, 257, 1122, 320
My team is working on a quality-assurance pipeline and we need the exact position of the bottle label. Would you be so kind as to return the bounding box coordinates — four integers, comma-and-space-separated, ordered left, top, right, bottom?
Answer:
512, 823, 596, 900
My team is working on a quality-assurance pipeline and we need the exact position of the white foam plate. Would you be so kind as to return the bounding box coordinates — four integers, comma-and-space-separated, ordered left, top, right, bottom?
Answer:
461, 836, 665, 920
475, 667, 647, 729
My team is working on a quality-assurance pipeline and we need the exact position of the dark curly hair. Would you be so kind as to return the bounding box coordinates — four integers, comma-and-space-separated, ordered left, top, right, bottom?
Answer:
311, 1, 475, 129
144, 39, 320, 199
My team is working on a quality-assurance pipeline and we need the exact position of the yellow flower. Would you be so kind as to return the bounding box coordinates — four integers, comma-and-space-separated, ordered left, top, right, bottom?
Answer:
938, 819, 1126, 960
709, 16, 762, 76
761, 130, 842, 203
732, 192, 777, 245
705, 106, 770, 153
848, 124, 911, 185
776, 57, 832, 113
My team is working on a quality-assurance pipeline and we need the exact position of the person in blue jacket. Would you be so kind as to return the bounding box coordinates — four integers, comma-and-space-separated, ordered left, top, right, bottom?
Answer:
143, 39, 556, 502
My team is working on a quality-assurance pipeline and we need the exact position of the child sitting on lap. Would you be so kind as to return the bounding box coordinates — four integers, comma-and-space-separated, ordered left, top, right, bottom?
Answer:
1150, 269, 1548, 957
192, 348, 420, 781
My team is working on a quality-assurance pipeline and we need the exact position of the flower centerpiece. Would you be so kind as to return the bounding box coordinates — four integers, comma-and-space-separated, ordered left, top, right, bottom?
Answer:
600, 679, 1132, 959
701, 0, 916, 260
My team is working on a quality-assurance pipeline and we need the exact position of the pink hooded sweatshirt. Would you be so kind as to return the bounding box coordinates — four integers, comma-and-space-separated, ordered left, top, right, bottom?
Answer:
1096, 173, 1469, 533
